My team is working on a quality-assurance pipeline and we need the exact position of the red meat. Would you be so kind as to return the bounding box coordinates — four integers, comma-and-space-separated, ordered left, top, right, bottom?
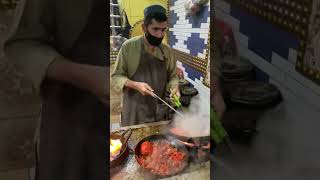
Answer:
137, 140, 187, 176
140, 141, 154, 155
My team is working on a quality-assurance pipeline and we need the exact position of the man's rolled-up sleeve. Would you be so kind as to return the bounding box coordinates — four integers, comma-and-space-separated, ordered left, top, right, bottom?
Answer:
4, 0, 59, 94
5, 41, 58, 94
111, 45, 129, 91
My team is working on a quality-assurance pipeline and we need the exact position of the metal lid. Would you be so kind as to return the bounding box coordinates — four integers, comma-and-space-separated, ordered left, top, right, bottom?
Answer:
179, 79, 190, 87
181, 87, 199, 96
228, 81, 281, 105
221, 56, 254, 77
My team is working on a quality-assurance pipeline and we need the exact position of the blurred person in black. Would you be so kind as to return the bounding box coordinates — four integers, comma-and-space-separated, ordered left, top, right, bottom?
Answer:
4, 0, 108, 179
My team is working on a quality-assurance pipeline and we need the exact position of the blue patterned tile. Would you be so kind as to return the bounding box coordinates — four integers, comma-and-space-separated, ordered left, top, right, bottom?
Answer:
169, 0, 209, 81
169, 10, 179, 28
187, 6, 210, 28
168, 31, 178, 47
186, 33, 205, 57
181, 63, 203, 81
230, 5, 299, 62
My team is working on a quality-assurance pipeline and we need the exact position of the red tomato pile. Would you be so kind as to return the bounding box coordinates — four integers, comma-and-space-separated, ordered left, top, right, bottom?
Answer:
137, 140, 187, 176
140, 141, 154, 155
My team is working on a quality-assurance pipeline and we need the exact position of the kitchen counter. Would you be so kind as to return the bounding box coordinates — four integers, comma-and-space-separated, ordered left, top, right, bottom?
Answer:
110, 121, 210, 180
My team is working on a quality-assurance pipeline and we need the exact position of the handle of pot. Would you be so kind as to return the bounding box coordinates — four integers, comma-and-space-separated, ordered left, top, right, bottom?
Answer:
121, 129, 132, 145
120, 128, 131, 137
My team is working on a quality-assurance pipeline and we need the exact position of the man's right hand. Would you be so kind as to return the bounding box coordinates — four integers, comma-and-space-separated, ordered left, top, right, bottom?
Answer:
124, 80, 154, 96
47, 57, 109, 107
134, 82, 154, 96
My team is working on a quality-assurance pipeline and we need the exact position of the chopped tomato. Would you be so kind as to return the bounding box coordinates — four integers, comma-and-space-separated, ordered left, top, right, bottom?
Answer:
137, 140, 187, 176
140, 141, 153, 155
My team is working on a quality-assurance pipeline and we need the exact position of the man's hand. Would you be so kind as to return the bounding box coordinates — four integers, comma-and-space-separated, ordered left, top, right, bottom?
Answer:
47, 57, 109, 107
170, 87, 181, 99
84, 66, 109, 107
134, 82, 154, 96
124, 80, 154, 96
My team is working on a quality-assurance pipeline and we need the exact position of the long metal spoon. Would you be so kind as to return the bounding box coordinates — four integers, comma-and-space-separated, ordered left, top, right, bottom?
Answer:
149, 91, 184, 117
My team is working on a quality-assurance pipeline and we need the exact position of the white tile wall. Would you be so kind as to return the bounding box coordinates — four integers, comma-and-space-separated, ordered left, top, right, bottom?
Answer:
203, 49, 207, 55
176, 12, 186, 17
197, 52, 206, 59
170, 27, 209, 34
176, 19, 190, 24
174, 0, 186, 6
234, 31, 249, 48
271, 52, 296, 75
199, 33, 208, 39
200, 23, 210, 29
173, 45, 190, 53
177, 39, 186, 45
173, 24, 193, 29
170, 0, 210, 58
240, 45, 287, 82
175, 42, 188, 49
175, 35, 188, 41
172, 31, 191, 37
173, 7, 186, 13
288, 48, 298, 65
217, 1, 320, 111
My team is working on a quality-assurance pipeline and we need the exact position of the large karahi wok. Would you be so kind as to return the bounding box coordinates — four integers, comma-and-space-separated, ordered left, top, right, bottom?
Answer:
134, 134, 189, 177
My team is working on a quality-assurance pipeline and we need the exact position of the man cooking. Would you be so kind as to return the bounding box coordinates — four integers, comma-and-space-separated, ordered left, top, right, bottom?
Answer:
112, 4, 180, 126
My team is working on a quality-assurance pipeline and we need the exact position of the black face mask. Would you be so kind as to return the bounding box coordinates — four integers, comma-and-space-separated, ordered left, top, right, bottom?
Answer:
145, 31, 164, 47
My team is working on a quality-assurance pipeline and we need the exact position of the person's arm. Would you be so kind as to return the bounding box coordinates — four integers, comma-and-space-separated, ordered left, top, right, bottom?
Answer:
47, 57, 108, 105
4, 0, 108, 105
111, 43, 154, 96
111, 44, 130, 90
4, 0, 58, 94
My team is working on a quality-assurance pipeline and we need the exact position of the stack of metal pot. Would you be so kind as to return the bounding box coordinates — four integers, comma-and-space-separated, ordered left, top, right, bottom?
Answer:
220, 56, 282, 143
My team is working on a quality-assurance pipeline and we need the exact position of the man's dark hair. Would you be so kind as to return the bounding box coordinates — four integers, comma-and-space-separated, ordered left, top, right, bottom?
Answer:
143, 5, 168, 26
144, 12, 168, 26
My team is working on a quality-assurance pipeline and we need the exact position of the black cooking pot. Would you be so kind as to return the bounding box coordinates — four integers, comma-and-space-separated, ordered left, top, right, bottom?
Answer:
181, 87, 198, 96
110, 129, 132, 168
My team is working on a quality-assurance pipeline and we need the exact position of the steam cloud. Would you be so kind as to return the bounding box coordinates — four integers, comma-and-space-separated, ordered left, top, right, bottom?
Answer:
172, 93, 210, 137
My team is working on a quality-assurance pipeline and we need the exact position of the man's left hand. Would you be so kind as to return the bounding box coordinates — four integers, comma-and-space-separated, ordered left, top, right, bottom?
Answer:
170, 87, 181, 99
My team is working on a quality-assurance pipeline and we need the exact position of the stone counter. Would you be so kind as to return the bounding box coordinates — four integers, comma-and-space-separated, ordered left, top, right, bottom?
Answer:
110, 121, 210, 180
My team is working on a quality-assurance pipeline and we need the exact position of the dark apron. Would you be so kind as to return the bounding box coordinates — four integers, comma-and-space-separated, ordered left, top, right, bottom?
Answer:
121, 38, 168, 126
36, 0, 107, 180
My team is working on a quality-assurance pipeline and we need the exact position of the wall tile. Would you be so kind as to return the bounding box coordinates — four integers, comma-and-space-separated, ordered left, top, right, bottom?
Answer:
219, 0, 320, 109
